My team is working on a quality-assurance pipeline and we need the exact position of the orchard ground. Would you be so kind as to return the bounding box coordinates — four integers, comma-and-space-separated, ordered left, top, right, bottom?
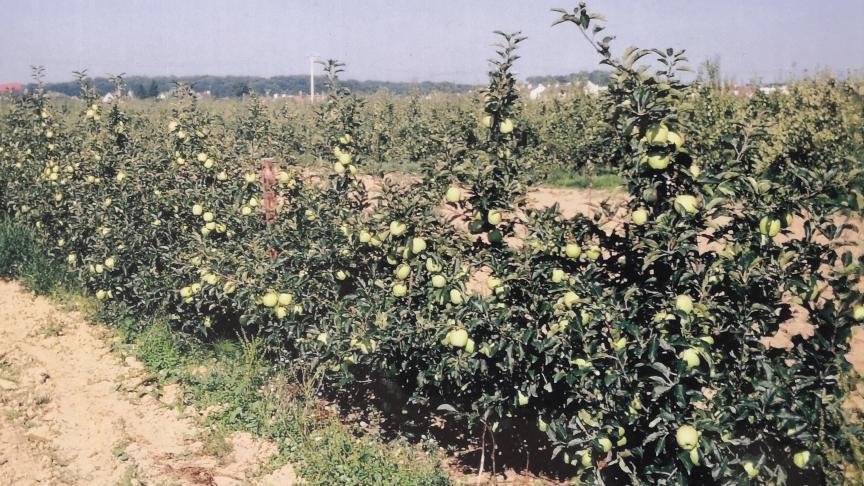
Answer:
1, 184, 863, 485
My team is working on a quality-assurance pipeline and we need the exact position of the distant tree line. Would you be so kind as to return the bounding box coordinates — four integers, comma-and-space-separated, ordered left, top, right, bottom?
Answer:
27, 70, 609, 99
30, 75, 481, 98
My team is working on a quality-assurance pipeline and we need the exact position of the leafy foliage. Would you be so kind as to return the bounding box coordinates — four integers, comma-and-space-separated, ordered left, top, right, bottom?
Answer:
1, 4, 863, 485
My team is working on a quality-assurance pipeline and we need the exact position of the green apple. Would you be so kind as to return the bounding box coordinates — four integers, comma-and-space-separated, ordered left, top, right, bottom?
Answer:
464, 339, 475, 353
223, 281, 237, 294
580, 450, 592, 468
482, 115, 492, 128
104, 257, 116, 269
411, 237, 427, 254
449, 289, 464, 305
425, 258, 442, 273
854, 305, 864, 321
690, 164, 702, 177
673, 195, 699, 215
743, 461, 759, 478
675, 294, 694, 314
631, 208, 649, 225
278, 293, 293, 306
202, 212, 214, 222
564, 243, 581, 259
488, 230, 503, 244
179, 287, 192, 298
646, 154, 671, 170
646, 124, 669, 145
197, 152, 208, 162
431, 274, 447, 288
499, 118, 514, 134
395, 264, 411, 280
389, 221, 407, 236
758, 216, 781, 237
562, 291, 579, 308
359, 230, 372, 243
333, 162, 345, 174
551, 268, 565, 283
205, 222, 216, 231
96, 290, 108, 300
573, 358, 590, 369
486, 277, 502, 291
675, 425, 699, 450
517, 390, 529, 406
448, 329, 468, 347
190, 283, 201, 294
700, 336, 715, 346
275, 306, 288, 319
667, 131, 684, 149
261, 292, 279, 308
336, 270, 347, 280
66, 254, 77, 265
95, 264, 104, 274
689, 448, 700, 465
337, 152, 352, 165
317, 332, 329, 345
203, 274, 219, 285
585, 246, 601, 261
487, 210, 502, 225
793, 450, 810, 469
338, 134, 352, 144
392, 283, 407, 297
598, 437, 612, 453
612, 337, 627, 352
192, 204, 204, 216
538, 418, 548, 432
241, 206, 252, 216
783, 212, 794, 228
445, 186, 461, 203
680, 348, 701, 369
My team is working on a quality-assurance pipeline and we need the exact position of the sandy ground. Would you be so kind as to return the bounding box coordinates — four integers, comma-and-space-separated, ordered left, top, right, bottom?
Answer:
0, 281, 296, 486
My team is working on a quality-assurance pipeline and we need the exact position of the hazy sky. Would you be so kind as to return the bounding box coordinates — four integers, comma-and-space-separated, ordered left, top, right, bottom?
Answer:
2, 0, 862, 84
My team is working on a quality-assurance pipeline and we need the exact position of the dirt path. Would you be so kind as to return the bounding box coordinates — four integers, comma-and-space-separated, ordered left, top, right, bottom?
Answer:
0, 281, 296, 486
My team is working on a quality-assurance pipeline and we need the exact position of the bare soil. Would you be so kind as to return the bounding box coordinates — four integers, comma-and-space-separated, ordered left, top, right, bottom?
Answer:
0, 281, 296, 486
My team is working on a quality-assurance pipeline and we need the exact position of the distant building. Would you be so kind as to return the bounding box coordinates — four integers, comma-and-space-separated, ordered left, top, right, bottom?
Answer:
759, 85, 789, 95
0, 82, 24, 95
529, 83, 547, 100
582, 80, 606, 96
730, 85, 757, 97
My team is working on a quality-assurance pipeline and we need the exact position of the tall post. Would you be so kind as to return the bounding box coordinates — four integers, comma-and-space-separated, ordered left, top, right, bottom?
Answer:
309, 57, 315, 104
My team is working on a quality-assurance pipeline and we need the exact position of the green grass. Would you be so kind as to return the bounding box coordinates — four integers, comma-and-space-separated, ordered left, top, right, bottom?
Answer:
542, 168, 623, 189
0, 217, 70, 294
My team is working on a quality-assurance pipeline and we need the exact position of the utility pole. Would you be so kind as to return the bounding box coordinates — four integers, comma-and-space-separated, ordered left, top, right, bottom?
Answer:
309, 56, 315, 104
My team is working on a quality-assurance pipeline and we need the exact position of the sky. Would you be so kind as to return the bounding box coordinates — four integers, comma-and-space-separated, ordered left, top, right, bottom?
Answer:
1, 0, 862, 85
